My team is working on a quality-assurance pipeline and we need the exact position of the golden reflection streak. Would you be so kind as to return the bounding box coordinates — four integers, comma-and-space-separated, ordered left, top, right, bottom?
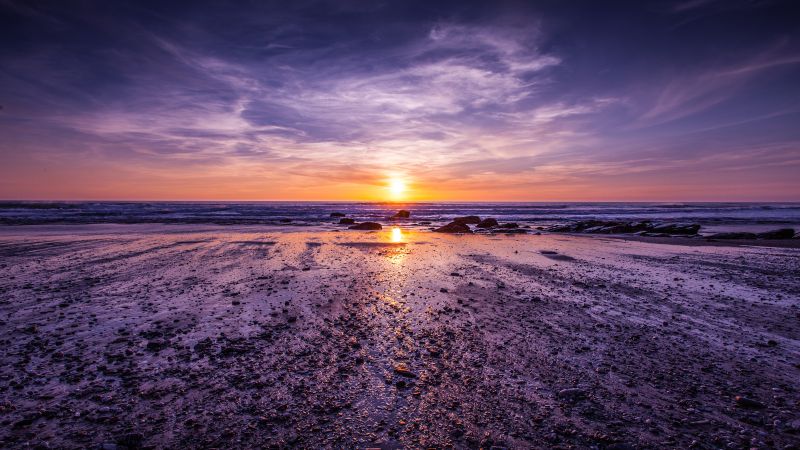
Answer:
386, 227, 408, 265
391, 226, 403, 243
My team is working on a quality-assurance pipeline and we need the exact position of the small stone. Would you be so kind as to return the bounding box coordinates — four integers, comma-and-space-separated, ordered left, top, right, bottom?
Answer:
477, 218, 499, 229
394, 363, 416, 378
557, 388, 587, 400
735, 396, 765, 409
434, 222, 472, 233
349, 222, 382, 230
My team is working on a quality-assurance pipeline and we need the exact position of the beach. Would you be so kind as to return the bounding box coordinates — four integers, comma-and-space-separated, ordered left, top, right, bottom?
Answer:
0, 224, 798, 448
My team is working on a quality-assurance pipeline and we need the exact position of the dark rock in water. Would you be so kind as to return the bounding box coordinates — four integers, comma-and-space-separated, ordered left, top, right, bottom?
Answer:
499, 222, 519, 229
330, 212, 346, 217
434, 222, 472, 233
650, 223, 700, 235
706, 232, 757, 240
453, 216, 481, 225
279, 218, 292, 223
477, 218, 499, 229
392, 210, 411, 218
548, 220, 699, 236
349, 222, 382, 230
338, 218, 355, 225
756, 228, 795, 239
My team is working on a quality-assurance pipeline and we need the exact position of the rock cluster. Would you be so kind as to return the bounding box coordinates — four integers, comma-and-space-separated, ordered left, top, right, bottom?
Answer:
453, 216, 481, 225
435, 217, 525, 233
548, 220, 700, 236
433, 222, 472, 233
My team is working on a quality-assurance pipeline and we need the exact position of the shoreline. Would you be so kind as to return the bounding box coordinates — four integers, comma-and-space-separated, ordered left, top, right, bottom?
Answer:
1, 222, 798, 248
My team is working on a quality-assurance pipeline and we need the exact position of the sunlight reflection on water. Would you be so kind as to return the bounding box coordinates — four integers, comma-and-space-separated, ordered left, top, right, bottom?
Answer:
391, 226, 403, 243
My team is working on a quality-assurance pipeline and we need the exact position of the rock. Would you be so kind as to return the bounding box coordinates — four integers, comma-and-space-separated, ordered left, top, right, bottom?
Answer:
606, 444, 635, 450
330, 212, 346, 217
499, 223, 519, 229
279, 218, 292, 223
145, 340, 168, 352
453, 216, 481, 225
393, 363, 416, 378
392, 210, 411, 218
434, 222, 472, 233
338, 218, 355, 225
349, 222, 382, 230
477, 218, 499, 229
548, 220, 700, 235
735, 396, 765, 409
115, 433, 144, 448
756, 228, 794, 239
557, 388, 587, 400
650, 223, 700, 235
706, 232, 757, 240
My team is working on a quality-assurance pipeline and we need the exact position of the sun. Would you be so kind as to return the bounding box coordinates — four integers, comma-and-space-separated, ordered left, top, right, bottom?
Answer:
387, 177, 407, 199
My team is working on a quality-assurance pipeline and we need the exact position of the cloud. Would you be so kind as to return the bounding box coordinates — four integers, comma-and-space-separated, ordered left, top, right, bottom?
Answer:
1, 0, 798, 200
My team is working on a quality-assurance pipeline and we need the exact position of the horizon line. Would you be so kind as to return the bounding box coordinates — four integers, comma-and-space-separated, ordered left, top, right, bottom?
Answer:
2, 199, 798, 204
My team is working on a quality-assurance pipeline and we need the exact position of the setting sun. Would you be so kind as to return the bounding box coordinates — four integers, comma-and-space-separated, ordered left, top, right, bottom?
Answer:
387, 177, 407, 200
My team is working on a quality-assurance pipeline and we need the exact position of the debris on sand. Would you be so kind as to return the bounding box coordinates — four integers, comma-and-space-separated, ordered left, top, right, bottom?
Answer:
393, 363, 416, 378
557, 388, 587, 401
735, 396, 766, 409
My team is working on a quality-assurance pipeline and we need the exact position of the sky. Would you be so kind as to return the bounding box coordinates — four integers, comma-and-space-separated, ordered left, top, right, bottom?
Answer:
1, 0, 799, 201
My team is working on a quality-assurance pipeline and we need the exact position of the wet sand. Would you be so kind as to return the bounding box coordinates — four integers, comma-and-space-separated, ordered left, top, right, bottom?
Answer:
0, 224, 799, 449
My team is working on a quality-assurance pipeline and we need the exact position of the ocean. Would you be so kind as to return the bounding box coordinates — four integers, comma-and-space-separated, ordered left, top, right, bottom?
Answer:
1, 201, 799, 233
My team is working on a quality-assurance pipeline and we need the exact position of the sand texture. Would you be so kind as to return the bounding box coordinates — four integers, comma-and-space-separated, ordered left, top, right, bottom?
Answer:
1, 225, 799, 449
